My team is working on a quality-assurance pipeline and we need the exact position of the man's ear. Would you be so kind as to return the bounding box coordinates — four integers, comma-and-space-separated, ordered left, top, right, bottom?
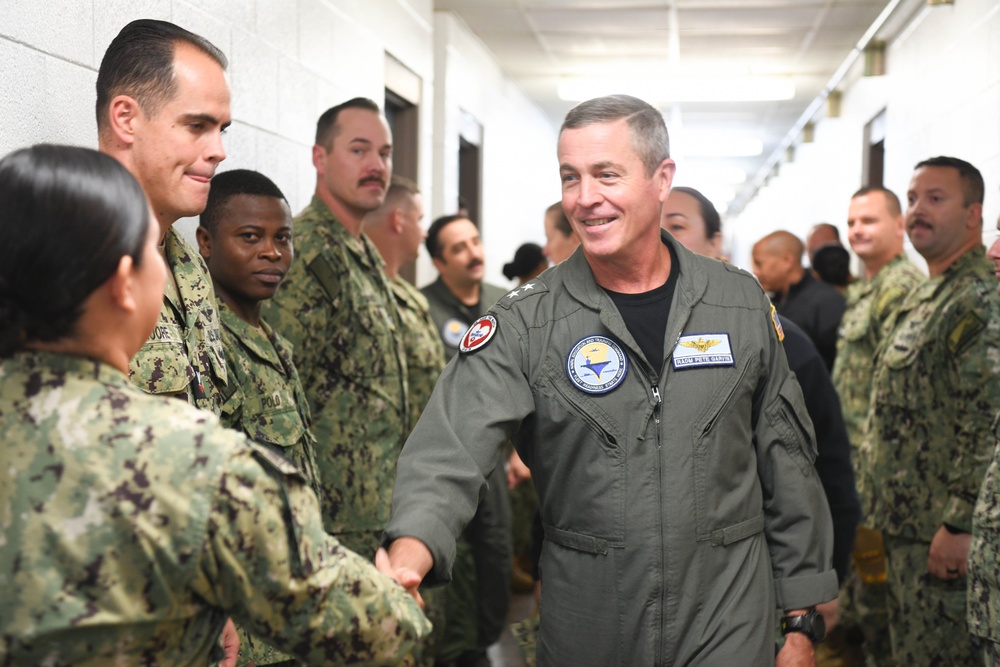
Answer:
657, 159, 677, 204
195, 226, 212, 261
389, 208, 404, 235
106, 255, 137, 314
312, 144, 327, 173
106, 95, 141, 147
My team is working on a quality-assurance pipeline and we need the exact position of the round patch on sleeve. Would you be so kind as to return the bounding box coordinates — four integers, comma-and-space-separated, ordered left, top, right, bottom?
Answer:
566, 335, 629, 394
459, 315, 498, 353
442, 318, 468, 348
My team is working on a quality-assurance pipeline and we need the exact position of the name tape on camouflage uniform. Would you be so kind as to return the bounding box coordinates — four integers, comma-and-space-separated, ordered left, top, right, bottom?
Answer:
459, 316, 497, 353
567, 335, 629, 394
442, 318, 468, 348
672, 333, 735, 370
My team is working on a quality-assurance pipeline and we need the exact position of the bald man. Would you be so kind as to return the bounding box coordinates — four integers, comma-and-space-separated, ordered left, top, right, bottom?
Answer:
806, 223, 842, 264
753, 231, 846, 370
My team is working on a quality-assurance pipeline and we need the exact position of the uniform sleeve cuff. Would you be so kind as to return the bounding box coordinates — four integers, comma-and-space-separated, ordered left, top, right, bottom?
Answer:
941, 496, 975, 534
773, 570, 839, 611
383, 512, 458, 586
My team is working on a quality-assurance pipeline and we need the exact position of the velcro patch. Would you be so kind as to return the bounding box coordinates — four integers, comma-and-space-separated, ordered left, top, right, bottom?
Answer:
308, 254, 340, 302
460, 315, 498, 353
672, 333, 735, 370
947, 311, 985, 355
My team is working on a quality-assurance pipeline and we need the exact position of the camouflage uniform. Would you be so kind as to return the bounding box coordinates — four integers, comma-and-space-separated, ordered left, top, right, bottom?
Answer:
863, 246, 1000, 665
129, 227, 227, 414
0, 350, 429, 666
970, 414, 1000, 661
389, 276, 446, 430
389, 275, 448, 667
830, 253, 923, 665
264, 197, 408, 559
216, 301, 323, 667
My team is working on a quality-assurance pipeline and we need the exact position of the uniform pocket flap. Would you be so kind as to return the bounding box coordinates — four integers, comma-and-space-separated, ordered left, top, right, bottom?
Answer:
710, 513, 765, 546
543, 523, 614, 554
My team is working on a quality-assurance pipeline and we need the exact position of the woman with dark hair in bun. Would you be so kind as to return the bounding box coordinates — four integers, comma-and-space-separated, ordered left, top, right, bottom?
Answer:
0, 145, 428, 666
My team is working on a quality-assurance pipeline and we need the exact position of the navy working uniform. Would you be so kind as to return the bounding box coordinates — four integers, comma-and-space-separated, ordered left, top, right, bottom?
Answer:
388, 232, 838, 665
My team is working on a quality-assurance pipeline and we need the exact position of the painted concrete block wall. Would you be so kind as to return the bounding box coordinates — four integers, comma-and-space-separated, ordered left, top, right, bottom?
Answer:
726, 0, 1000, 274
429, 11, 558, 290
2, 0, 556, 287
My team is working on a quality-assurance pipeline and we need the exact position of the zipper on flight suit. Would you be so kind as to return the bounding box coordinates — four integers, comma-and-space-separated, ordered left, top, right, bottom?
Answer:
650, 377, 665, 666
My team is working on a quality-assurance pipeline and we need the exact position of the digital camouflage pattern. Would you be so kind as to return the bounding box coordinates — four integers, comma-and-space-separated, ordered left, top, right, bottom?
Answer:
389, 275, 447, 430
216, 302, 323, 666
970, 414, 1000, 647
832, 253, 925, 490
830, 254, 922, 666
263, 197, 408, 557
862, 246, 1000, 664
0, 350, 430, 666
883, 535, 980, 665
129, 227, 227, 414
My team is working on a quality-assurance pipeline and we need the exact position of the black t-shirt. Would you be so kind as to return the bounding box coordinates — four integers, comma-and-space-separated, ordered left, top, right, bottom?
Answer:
604, 242, 679, 373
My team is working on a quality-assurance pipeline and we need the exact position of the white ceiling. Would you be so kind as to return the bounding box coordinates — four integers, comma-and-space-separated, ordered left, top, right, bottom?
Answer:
434, 0, 926, 215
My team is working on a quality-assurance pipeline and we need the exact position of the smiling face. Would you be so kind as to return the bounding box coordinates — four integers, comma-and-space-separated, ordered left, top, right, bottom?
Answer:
558, 118, 673, 267
314, 107, 392, 222
847, 190, 903, 268
197, 193, 293, 322
129, 42, 231, 227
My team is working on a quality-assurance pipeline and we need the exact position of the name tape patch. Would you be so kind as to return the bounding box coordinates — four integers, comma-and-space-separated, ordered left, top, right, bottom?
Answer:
567, 335, 629, 394
459, 315, 498, 353
672, 333, 735, 370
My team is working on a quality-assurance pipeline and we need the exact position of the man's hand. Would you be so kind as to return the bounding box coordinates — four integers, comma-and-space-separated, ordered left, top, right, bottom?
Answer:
816, 597, 840, 634
775, 630, 815, 667
927, 525, 971, 580
218, 618, 240, 667
507, 450, 531, 489
376, 537, 434, 608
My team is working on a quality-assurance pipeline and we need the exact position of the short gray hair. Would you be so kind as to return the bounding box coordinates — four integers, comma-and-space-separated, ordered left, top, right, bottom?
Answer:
560, 95, 669, 177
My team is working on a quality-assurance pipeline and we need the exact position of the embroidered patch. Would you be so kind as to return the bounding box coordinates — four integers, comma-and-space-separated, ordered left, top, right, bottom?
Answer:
947, 311, 985, 355
459, 316, 498, 353
770, 305, 785, 342
442, 318, 468, 348
566, 336, 629, 394
672, 333, 735, 370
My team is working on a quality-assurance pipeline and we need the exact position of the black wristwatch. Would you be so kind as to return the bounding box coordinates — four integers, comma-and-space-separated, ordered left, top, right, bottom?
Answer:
780, 609, 826, 643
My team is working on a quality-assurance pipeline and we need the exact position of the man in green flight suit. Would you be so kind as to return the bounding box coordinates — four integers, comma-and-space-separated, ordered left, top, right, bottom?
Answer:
265, 98, 409, 560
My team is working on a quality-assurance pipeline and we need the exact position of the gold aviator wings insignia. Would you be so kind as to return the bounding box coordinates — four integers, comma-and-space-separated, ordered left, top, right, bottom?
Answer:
679, 337, 721, 353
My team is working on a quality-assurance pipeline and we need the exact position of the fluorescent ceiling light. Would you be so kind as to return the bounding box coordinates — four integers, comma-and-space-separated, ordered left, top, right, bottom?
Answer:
557, 76, 795, 103
675, 131, 763, 158
675, 163, 747, 185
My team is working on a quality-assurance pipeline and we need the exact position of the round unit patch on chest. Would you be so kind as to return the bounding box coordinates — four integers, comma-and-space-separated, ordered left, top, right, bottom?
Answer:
567, 335, 629, 394
459, 315, 498, 353
442, 318, 468, 348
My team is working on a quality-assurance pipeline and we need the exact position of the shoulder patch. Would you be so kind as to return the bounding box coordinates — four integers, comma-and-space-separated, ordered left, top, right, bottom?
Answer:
460, 315, 498, 353
874, 285, 907, 320
307, 254, 340, 302
496, 279, 548, 309
770, 305, 785, 342
947, 311, 985, 355
442, 318, 468, 348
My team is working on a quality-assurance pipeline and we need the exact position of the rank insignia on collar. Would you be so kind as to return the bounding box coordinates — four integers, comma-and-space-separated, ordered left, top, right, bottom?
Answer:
460, 315, 498, 353
443, 318, 468, 348
567, 335, 629, 394
672, 333, 735, 370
